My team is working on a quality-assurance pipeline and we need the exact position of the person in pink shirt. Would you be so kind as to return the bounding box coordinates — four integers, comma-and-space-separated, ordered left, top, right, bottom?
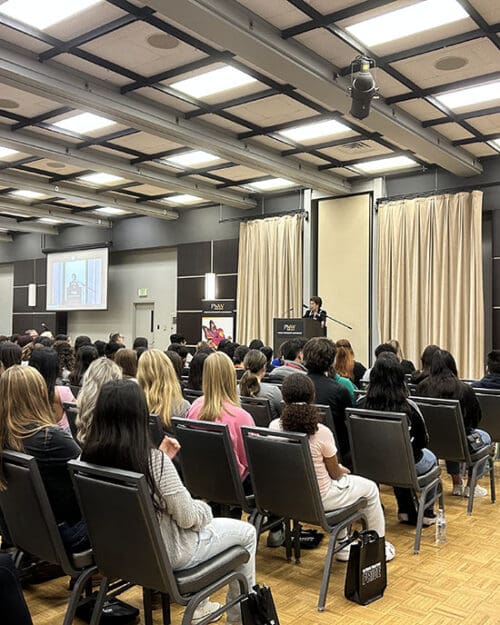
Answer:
187, 351, 254, 480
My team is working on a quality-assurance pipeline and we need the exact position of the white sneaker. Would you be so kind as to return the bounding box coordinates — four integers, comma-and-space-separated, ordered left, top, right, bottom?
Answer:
463, 485, 488, 498
385, 541, 396, 562
191, 600, 222, 625
335, 544, 351, 562
451, 483, 464, 496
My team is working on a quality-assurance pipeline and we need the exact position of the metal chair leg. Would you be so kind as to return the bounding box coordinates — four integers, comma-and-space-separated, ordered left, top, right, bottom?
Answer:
413, 497, 425, 555
143, 587, 154, 625
161, 593, 171, 625
317, 532, 337, 612
489, 456, 496, 504
89, 575, 109, 625
467, 463, 481, 516
63, 566, 98, 625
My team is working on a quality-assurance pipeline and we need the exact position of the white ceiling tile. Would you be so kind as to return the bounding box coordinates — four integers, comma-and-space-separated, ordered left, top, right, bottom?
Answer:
468, 0, 500, 24
226, 93, 315, 126
56, 53, 130, 86
463, 142, 498, 156
109, 131, 181, 154
434, 123, 475, 141
467, 113, 500, 135
0, 83, 61, 118
295, 28, 357, 69
397, 99, 444, 121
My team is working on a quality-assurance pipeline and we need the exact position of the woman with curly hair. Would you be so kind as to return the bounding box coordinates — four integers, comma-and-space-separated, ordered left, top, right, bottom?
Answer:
52, 340, 76, 384
269, 373, 395, 562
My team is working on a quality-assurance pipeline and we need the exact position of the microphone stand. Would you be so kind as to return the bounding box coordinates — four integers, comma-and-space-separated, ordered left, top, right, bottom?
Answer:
326, 313, 352, 330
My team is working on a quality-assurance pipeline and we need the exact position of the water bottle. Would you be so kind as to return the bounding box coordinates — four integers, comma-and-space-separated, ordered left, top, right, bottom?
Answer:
435, 508, 446, 544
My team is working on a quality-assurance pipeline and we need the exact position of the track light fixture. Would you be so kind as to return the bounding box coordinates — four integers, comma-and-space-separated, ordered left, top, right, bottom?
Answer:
348, 56, 378, 120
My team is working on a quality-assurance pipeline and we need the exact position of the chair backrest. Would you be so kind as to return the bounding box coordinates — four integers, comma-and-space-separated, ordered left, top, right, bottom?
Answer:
0, 450, 75, 574
62, 403, 78, 439
183, 388, 203, 403
69, 460, 180, 600
69, 385, 81, 398
412, 396, 469, 462
345, 408, 419, 489
149, 413, 165, 448
407, 383, 418, 396
239, 396, 273, 427
353, 389, 366, 402
171, 418, 249, 510
474, 389, 500, 442
242, 426, 327, 528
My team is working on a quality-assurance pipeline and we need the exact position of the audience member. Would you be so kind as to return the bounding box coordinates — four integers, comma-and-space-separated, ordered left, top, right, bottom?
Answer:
170, 333, 187, 345
0, 341, 22, 369
52, 340, 75, 384
358, 353, 437, 525
76, 357, 122, 444
329, 359, 356, 403
388, 339, 416, 375
186, 351, 209, 391
473, 350, 500, 389
269, 339, 307, 382
135, 346, 148, 360
168, 343, 189, 368
0, 553, 33, 625
55, 334, 70, 343
69, 345, 98, 388
105, 341, 125, 360
248, 339, 264, 351
239, 350, 282, 420
137, 349, 190, 432
132, 336, 148, 351
109, 332, 125, 345
81, 379, 256, 625
360, 342, 398, 384
114, 348, 138, 380
196, 341, 211, 353
93, 340, 106, 357
259, 346, 274, 372
417, 349, 490, 497
270, 373, 394, 561
410, 344, 440, 385
334, 344, 355, 383
0, 366, 89, 553
74, 335, 92, 353
335, 339, 366, 387
233, 345, 249, 371
165, 350, 184, 382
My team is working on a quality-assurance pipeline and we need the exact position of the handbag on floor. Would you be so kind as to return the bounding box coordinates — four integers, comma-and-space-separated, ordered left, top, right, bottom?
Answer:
344, 530, 387, 605
241, 584, 280, 625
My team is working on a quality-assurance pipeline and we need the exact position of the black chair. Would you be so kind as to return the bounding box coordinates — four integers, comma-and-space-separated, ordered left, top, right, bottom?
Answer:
0, 451, 96, 625
474, 389, 500, 443
182, 388, 203, 403
69, 385, 81, 398
346, 408, 443, 554
239, 396, 273, 427
69, 460, 250, 625
149, 413, 165, 447
353, 388, 366, 402
62, 402, 78, 440
412, 396, 496, 515
241, 426, 367, 612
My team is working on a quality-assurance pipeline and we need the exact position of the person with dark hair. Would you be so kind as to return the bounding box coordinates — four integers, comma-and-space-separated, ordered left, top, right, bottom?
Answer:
239, 350, 282, 419
170, 333, 186, 345
473, 350, 500, 389
259, 346, 274, 373
186, 351, 209, 391
114, 348, 138, 380
135, 346, 148, 360
33, 336, 53, 348
417, 349, 491, 497
388, 339, 416, 375
0, 341, 22, 369
0, 553, 34, 625
168, 343, 189, 368
74, 335, 92, 353
269, 373, 395, 562
81, 379, 256, 625
109, 332, 125, 345
360, 342, 398, 384
268, 338, 307, 382
29, 347, 75, 430
52, 340, 75, 384
165, 350, 184, 383
248, 339, 264, 351
303, 337, 353, 466
410, 344, 440, 385
132, 336, 149, 351
303, 295, 327, 328
55, 334, 69, 343
105, 341, 126, 360
233, 345, 249, 370
93, 340, 106, 357
69, 345, 99, 388
217, 339, 232, 354
358, 353, 437, 525
0, 335, 9, 343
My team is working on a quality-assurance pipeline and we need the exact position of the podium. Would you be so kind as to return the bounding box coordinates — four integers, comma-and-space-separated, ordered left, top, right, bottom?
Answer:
273, 317, 326, 356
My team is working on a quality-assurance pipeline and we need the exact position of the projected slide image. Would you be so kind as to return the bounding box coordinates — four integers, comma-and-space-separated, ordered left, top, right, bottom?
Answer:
46, 248, 108, 311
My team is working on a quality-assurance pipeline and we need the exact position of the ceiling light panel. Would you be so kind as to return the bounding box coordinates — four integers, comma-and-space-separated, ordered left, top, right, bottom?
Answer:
248, 178, 296, 190
346, 0, 468, 47
164, 150, 220, 168
279, 119, 350, 142
94, 207, 127, 215
54, 112, 115, 134
38, 217, 62, 224
162, 194, 203, 204
170, 66, 257, 99
10, 189, 45, 199
435, 80, 500, 110
79, 172, 124, 185
354, 156, 418, 173
0, 0, 102, 30
0, 147, 18, 159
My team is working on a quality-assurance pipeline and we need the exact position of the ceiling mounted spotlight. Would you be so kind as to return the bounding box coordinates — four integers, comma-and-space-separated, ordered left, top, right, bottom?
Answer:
348, 56, 378, 120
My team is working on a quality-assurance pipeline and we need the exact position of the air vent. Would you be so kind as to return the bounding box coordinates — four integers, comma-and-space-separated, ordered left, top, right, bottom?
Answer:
336, 141, 371, 154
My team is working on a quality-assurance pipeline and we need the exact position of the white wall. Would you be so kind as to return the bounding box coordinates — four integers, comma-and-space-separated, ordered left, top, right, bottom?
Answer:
0, 263, 13, 336
67, 247, 177, 348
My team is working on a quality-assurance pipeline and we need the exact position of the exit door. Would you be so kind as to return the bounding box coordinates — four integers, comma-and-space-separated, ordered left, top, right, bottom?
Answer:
134, 302, 154, 347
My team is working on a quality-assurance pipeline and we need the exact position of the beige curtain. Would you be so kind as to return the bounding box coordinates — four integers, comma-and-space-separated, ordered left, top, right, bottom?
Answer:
378, 191, 484, 379
237, 214, 303, 346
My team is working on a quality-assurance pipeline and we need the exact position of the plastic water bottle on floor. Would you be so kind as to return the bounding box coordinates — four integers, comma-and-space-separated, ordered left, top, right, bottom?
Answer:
435, 508, 446, 544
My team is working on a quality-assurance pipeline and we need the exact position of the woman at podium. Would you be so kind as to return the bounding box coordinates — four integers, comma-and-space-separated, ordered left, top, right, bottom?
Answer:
303, 296, 327, 328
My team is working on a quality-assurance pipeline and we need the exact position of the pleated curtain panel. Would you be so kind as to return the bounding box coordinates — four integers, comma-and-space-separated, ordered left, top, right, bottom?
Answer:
377, 190, 484, 379
237, 214, 303, 346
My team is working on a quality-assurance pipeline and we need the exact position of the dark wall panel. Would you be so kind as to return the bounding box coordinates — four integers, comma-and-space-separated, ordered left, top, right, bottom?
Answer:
177, 277, 205, 310
13, 312, 57, 335
35, 258, 47, 283
177, 242, 211, 276
213, 239, 239, 274
177, 312, 202, 344
217, 275, 238, 300
14, 260, 35, 286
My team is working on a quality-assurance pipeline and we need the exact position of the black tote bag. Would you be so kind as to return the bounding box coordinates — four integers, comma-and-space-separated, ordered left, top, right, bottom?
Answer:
241, 584, 280, 625
344, 530, 387, 605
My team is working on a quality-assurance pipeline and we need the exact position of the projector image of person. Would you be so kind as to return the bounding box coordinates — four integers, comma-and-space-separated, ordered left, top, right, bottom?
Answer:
66, 273, 83, 306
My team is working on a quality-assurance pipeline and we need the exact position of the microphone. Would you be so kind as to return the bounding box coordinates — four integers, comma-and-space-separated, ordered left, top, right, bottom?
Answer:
281, 306, 295, 316
302, 304, 308, 309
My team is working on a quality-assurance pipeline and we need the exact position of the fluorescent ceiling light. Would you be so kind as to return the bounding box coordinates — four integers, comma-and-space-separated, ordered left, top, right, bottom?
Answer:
436, 80, 500, 110
10, 189, 45, 199
164, 150, 220, 168
38, 217, 62, 224
79, 172, 124, 185
248, 178, 296, 191
279, 119, 350, 142
162, 194, 203, 205
171, 66, 257, 99
0, 147, 18, 158
346, 0, 468, 47
0, 0, 102, 30
489, 139, 500, 152
54, 112, 115, 134
95, 207, 127, 215
354, 155, 417, 173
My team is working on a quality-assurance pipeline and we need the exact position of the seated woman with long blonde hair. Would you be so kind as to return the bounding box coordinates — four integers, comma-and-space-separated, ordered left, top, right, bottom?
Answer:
137, 349, 190, 431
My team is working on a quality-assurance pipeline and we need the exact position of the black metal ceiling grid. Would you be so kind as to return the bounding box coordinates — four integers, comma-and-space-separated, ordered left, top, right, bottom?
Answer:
283, 0, 500, 151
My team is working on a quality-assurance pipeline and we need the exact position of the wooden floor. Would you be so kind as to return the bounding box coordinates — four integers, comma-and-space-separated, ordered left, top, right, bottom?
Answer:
24, 464, 500, 625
